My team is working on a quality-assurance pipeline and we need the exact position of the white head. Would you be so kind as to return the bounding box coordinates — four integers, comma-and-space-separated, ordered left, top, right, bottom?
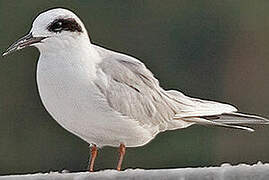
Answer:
3, 8, 90, 56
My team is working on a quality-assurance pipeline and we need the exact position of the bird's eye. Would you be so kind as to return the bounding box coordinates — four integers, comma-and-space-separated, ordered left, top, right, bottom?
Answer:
49, 20, 63, 33
55, 21, 63, 28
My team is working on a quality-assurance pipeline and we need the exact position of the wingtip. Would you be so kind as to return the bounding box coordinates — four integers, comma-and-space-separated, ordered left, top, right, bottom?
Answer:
236, 125, 255, 132
247, 128, 255, 133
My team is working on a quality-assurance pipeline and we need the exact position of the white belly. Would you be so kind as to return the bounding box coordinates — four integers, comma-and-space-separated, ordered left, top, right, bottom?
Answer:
36, 56, 155, 147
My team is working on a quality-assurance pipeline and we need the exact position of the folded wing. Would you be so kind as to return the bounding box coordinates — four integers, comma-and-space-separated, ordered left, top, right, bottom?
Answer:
94, 45, 268, 133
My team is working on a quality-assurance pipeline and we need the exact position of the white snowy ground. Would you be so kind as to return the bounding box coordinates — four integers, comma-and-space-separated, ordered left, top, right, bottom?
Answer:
1, 162, 269, 180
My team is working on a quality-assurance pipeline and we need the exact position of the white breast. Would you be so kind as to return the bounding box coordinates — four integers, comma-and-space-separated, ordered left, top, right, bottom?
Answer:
36, 49, 155, 147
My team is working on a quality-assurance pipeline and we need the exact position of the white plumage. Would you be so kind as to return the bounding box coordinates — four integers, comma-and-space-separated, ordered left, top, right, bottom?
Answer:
3, 8, 269, 170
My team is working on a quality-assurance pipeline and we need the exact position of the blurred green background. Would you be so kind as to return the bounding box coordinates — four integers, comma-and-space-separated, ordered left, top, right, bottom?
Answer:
0, 0, 269, 175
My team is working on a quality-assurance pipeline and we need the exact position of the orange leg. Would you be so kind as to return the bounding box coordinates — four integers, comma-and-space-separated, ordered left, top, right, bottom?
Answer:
89, 144, 98, 172
116, 144, 126, 171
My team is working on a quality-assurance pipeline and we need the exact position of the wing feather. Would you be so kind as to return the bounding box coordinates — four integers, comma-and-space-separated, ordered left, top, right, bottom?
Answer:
93, 45, 268, 132
94, 45, 180, 131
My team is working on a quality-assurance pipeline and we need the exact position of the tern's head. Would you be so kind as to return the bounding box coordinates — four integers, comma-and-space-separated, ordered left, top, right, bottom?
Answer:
3, 8, 89, 56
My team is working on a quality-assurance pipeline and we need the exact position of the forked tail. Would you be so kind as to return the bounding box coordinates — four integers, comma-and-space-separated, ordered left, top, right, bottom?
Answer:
175, 112, 269, 132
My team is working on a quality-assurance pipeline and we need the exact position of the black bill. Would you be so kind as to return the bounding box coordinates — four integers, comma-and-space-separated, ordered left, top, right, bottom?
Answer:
2, 33, 46, 56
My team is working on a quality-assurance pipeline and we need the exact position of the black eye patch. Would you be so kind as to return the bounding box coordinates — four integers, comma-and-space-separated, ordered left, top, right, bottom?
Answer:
47, 18, 83, 33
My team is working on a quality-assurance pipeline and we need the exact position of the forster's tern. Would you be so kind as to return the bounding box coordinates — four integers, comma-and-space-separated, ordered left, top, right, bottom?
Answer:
3, 8, 269, 171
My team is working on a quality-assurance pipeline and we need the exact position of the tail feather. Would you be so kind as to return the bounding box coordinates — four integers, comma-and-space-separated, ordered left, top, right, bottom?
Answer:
211, 112, 269, 125
181, 117, 255, 132
167, 89, 269, 132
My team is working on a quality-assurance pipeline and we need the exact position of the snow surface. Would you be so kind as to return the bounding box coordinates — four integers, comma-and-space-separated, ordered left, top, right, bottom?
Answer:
1, 162, 269, 180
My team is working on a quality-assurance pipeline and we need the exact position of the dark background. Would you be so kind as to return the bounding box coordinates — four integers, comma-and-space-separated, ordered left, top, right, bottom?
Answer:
0, 0, 269, 175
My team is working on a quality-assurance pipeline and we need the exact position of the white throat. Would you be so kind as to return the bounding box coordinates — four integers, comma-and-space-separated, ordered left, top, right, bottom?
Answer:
36, 34, 101, 80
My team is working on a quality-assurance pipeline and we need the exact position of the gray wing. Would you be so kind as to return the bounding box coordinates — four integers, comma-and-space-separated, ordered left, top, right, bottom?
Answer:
93, 45, 180, 131
93, 45, 269, 132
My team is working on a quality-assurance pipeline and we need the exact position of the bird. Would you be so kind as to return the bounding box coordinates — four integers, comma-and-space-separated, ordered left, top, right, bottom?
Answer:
3, 8, 269, 172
